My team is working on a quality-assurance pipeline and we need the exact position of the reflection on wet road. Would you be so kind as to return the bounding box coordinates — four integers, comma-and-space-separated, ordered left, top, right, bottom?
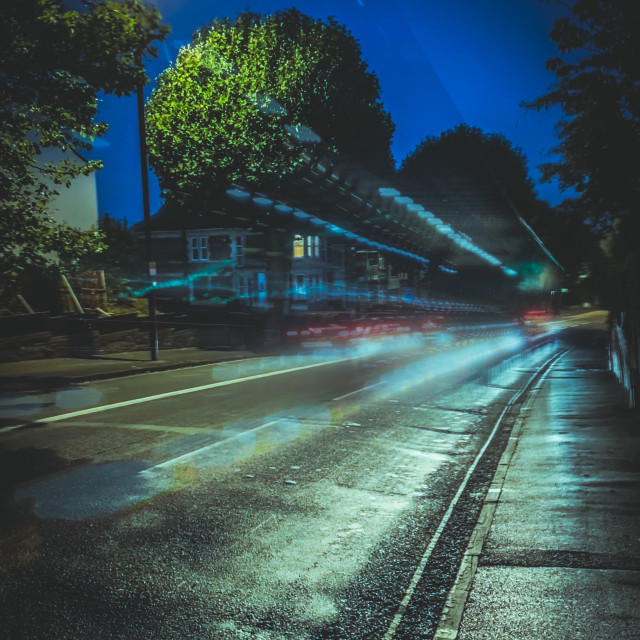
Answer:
0, 316, 606, 640
3, 329, 534, 522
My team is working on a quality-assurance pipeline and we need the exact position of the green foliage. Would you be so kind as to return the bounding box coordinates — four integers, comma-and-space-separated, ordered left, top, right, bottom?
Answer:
98, 214, 144, 265
524, 0, 639, 223
524, 1, 639, 312
146, 8, 394, 207
79, 214, 146, 300
531, 198, 603, 295
0, 0, 169, 303
401, 124, 539, 217
83, 214, 145, 272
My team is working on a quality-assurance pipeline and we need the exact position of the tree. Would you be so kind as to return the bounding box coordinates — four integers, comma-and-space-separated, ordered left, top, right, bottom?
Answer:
401, 124, 540, 219
0, 0, 169, 304
146, 9, 394, 207
524, 1, 639, 315
523, 0, 639, 228
78, 214, 146, 300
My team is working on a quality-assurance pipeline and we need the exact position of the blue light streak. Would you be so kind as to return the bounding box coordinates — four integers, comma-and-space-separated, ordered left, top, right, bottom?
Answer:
225, 182, 519, 275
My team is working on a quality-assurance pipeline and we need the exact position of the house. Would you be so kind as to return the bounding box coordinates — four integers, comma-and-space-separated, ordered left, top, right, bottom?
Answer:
137, 155, 564, 318
36, 145, 99, 233
138, 193, 422, 314
16, 145, 101, 312
138, 200, 349, 312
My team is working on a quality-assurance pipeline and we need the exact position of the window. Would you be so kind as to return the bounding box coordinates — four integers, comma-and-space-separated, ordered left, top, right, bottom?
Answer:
190, 236, 209, 262
238, 275, 247, 297
210, 235, 231, 260
304, 235, 320, 258
235, 236, 244, 266
294, 235, 321, 259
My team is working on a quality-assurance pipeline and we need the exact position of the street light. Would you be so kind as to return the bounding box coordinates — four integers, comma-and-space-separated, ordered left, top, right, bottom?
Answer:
136, 52, 159, 361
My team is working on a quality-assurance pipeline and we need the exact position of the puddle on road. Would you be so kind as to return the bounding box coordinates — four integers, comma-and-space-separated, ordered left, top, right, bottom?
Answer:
13, 460, 173, 521
55, 386, 103, 410
0, 394, 45, 419
11, 410, 336, 521
7, 337, 560, 522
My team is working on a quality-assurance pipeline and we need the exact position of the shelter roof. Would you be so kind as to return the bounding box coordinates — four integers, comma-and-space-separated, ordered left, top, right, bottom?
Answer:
141, 153, 563, 286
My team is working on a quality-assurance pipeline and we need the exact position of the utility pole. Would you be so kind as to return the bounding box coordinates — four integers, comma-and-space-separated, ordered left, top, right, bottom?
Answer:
136, 54, 159, 361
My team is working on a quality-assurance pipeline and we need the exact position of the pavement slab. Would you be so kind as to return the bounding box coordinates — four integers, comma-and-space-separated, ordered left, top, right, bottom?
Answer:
453, 336, 640, 640
458, 566, 640, 640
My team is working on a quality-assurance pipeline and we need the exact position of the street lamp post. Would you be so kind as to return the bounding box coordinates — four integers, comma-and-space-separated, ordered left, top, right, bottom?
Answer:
136, 55, 159, 361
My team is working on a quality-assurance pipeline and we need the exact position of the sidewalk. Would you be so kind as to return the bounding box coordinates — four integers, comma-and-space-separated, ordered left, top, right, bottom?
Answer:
436, 329, 640, 639
0, 347, 256, 394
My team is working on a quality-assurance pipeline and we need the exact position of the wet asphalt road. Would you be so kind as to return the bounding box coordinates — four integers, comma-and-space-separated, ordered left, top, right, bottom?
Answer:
0, 322, 592, 639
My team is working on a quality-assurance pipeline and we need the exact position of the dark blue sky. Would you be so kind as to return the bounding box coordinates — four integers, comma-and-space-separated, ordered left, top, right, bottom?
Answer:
88, 0, 571, 223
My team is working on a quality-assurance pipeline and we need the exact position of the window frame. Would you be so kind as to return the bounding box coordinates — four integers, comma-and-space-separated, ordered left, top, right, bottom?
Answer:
235, 235, 244, 266
189, 235, 210, 262
293, 235, 304, 259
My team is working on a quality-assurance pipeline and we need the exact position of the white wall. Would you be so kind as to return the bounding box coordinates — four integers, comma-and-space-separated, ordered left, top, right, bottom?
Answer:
35, 146, 99, 231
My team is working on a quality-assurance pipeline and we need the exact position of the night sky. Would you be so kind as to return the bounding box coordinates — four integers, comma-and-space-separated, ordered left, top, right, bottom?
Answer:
87, 0, 572, 223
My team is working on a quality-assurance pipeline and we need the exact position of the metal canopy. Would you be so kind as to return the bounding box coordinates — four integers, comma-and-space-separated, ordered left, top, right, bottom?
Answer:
145, 153, 563, 283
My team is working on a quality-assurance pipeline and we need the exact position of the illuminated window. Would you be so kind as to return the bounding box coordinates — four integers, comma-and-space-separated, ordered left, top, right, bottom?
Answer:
293, 235, 304, 258
304, 235, 320, 258
190, 236, 209, 262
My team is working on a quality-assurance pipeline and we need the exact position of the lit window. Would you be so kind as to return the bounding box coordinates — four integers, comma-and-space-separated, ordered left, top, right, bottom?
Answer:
293, 235, 304, 258
304, 236, 320, 258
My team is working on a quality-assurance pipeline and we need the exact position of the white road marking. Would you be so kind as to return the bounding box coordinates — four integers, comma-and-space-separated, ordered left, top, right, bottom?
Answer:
432, 349, 568, 640
0, 423, 30, 434
330, 381, 384, 402
58, 421, 205, 434
382, 347, 571, 640
139, 419, 282, 474
0, 356, 355, 432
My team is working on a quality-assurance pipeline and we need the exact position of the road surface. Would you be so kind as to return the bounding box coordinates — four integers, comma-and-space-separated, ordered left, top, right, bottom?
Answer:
0, 311, 605, 639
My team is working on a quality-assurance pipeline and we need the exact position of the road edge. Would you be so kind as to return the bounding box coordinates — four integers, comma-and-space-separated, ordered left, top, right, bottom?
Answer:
432, 348, 569, 640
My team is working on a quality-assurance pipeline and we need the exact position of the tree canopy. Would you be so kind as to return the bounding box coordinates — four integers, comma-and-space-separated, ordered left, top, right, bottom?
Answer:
524, 0, 639, 226
524, 0, 639, 314
401, 124, 540, 218
146, 9, 394, 207
0, 0, 168, 303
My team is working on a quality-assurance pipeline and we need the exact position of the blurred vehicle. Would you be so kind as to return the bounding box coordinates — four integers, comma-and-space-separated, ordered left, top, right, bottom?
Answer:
283, 311, 444, 348
522, 308, 551, 324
